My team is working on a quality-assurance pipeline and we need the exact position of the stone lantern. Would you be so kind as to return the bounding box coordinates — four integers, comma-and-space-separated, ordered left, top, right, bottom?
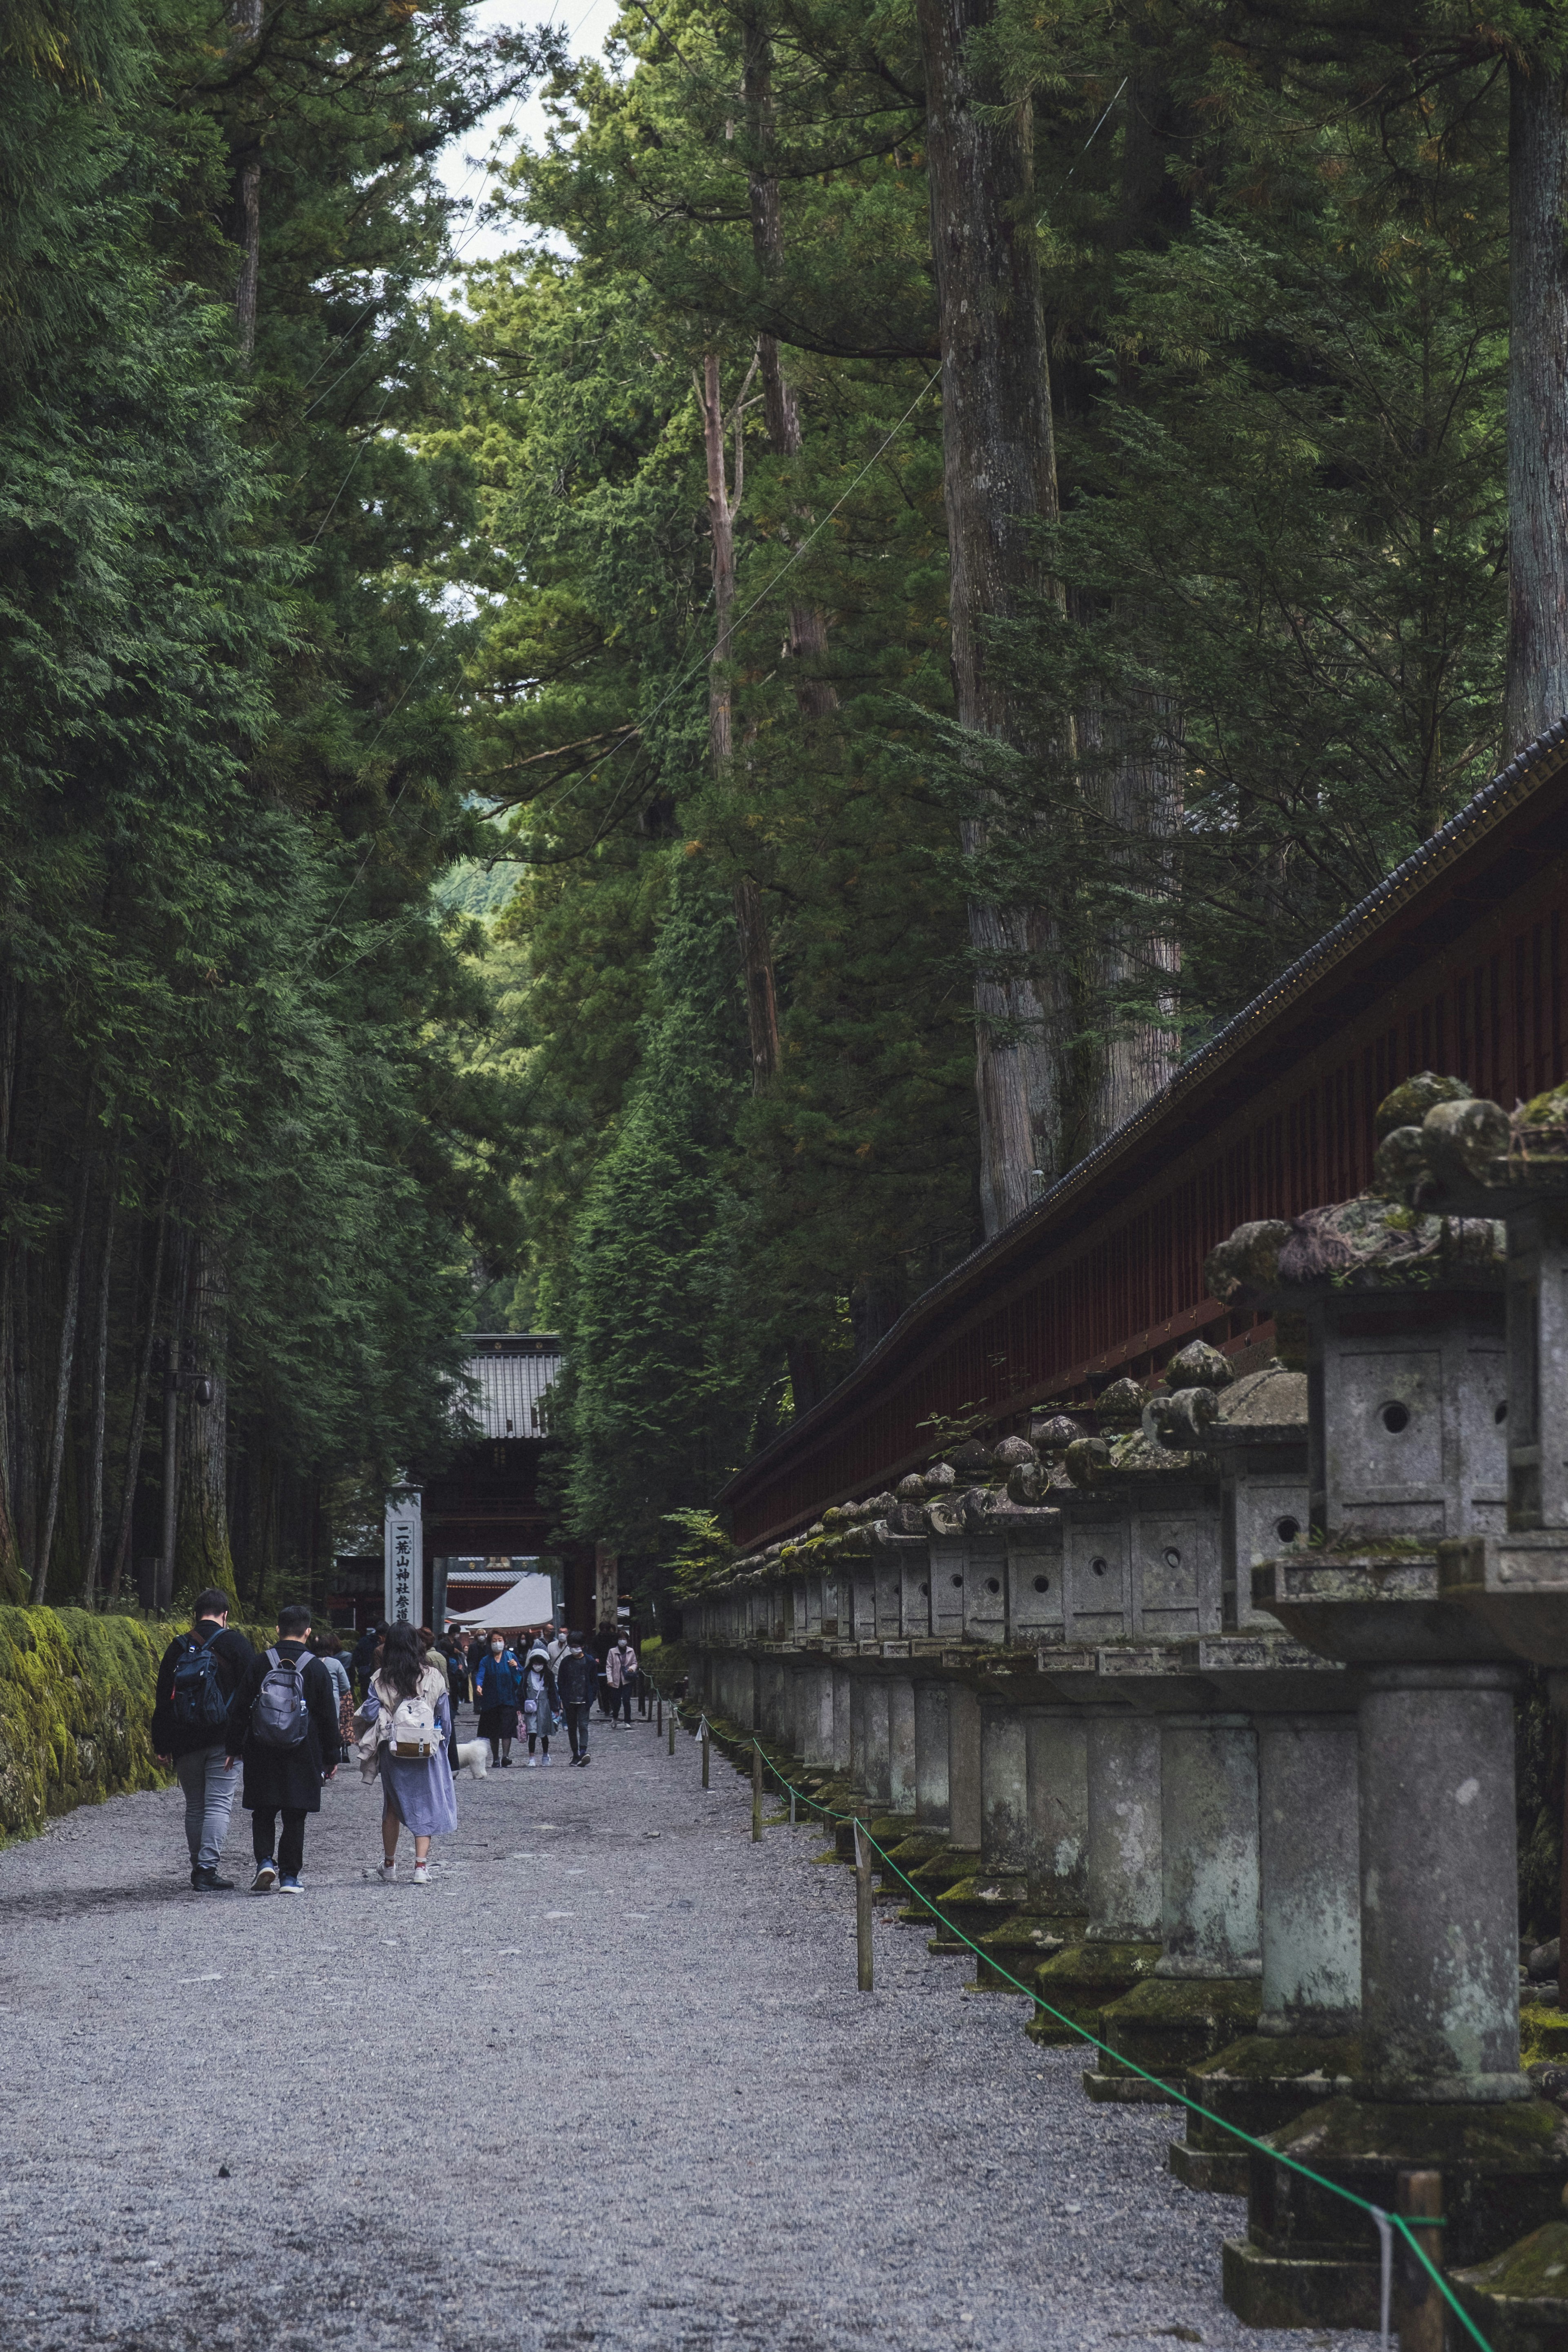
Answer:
1206, 1173, 1568, 2329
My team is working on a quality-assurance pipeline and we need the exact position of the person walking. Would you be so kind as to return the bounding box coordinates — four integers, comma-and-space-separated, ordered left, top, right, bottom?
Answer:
151, 1588, 255, 1891
472, 1632, 522, 1767
441, 1628, 470, 1766
521, 1640, 559, 1767
223, 1603, 341, 1894
358, 1620, 457, 1888
312, 1632, 355, 1762
350, 1622, 381, 1700
606, 1629, 638, 1728
556, 1633, 595, 1767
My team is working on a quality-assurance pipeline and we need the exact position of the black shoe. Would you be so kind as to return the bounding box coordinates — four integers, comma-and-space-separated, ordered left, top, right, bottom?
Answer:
193, 1868, 236, 1892
189, 1864, 202, 1888
500, 1756, 512, 1767
580, 1753, 590, 1766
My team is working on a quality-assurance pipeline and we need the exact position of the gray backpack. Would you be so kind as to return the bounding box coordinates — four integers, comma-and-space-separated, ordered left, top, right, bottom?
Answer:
250, 1647, 309, 1750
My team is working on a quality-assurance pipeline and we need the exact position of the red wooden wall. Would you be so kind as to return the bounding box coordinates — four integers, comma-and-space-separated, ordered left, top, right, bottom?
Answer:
722, 750, 1568, 1547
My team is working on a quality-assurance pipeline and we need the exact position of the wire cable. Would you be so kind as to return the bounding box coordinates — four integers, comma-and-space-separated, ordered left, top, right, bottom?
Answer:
663, 1716, 1499, 2352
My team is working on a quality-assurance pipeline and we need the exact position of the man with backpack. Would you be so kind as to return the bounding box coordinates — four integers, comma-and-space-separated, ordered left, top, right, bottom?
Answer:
151, 1588, 255, 1891
223, 1602, 342, 1894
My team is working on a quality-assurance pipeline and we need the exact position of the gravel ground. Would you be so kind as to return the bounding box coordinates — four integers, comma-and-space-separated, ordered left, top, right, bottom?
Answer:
0, 1708, 1373, 2352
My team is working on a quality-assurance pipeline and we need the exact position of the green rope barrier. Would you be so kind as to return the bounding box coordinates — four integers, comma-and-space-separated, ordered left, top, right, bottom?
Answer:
743, 1734, 1494, 2352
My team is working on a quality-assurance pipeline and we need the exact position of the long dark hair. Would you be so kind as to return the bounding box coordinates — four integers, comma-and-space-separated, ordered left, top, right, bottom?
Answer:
381, 1621, 426, 1703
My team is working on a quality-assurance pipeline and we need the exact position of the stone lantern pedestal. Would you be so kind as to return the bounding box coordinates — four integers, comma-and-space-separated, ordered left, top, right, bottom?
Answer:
1065, 1638, 1348, 2127
1221, 1556, 1568, 2328
1173, 1698, 1361, 2192
1204, 1199, 1568, 2323
1031, 1708, 1165, 2046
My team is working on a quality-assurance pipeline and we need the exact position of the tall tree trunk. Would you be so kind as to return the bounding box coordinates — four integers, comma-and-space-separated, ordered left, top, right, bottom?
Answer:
157, 1226, 190, 1614
1086, 693, 1184, 1141
109, 1165, 171, 1599
178, 1228, 234, 1594
0, 976, 21, 1588
1506, 58, 1568, 754
915, 0, 1065, 1234
743, 6, 838, 726
33, 1102, 95, 1604
230, 0, 262, 361
699, 351, 784, 1089
80, 1164, 117, 1606
13, 1238, 36, 1587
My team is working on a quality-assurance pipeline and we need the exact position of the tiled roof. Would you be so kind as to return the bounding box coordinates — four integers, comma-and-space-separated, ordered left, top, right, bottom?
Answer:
461, 1334, 561, 1438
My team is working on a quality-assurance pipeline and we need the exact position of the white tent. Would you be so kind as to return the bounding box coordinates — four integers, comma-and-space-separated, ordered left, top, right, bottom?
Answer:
445, 1571, 555, 1630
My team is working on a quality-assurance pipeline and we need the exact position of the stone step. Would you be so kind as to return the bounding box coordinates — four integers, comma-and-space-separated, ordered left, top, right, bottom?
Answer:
1171, 2031, 1361, 2194
1027, 1940, 1163, 2047
1098, 1974, 1264, 2083
969, 1909, 1087, 1993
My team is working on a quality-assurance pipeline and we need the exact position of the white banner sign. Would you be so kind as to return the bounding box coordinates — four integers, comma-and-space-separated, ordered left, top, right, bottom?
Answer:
383, 1490, 422, 1626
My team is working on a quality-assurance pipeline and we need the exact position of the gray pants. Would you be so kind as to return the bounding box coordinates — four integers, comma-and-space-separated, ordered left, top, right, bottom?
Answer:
174, 1744, 241, 1871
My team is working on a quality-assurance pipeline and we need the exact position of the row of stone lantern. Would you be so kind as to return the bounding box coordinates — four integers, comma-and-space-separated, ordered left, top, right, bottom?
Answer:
684, 1073, 1568, 2341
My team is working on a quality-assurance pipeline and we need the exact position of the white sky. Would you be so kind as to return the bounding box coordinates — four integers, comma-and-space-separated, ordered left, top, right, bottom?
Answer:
437, 0, 626, 277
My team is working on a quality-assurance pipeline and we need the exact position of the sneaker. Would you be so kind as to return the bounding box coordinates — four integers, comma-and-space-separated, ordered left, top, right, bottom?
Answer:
541, 1753, 553, 1767
525, 1756, 537, 1769
251, 1860, 278, 1893
278, 1875, 303, 1895
412, 1862, 430, 1887
579, 1752, 591, 1766
193, 1868, 236, 1892
363, 1861, 396, 1883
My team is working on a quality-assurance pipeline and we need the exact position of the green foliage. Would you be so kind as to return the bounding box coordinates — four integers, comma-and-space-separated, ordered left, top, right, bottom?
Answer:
0, 0, 550, 1613
0, 1607, 166, 1837
661, 1508, 737, 1599
555, 862, 769, 1557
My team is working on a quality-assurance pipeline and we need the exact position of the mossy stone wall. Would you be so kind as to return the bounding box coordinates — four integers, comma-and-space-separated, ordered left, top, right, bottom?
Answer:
0, 1608, 277, 1840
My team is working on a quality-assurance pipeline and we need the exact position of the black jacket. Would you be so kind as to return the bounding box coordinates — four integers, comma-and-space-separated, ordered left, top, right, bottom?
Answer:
151, 1621, 256, 1760
224, 1639, 341, 1813
556, 1651, 596, 1708
350, 1630, 379, 1693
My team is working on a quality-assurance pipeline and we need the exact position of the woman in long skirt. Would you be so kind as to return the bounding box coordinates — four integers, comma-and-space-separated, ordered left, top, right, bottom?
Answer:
359, 1621, 458, 1887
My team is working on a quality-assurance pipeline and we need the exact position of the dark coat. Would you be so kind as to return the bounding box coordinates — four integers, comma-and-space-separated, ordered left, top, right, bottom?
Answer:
350, 1630, 380, 1693
556, 1650, 596, 1708
225, 1639, 340, 1813
151, 1621, 255, 1760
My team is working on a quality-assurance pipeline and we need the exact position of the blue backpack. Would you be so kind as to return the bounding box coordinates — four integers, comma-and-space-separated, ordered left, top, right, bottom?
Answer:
171, 1626, 230, 1733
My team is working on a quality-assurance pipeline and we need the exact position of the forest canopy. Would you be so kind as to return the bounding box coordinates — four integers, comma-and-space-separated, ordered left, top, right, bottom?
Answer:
0, 0, 1546, 1610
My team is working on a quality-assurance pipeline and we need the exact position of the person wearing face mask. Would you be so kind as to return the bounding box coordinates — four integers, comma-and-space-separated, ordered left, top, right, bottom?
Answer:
520, 1639, 560, 1768
471, 1633, 522, 1768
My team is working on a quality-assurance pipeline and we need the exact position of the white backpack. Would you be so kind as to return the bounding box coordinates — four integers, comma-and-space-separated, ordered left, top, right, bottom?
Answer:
379, 1676, 442, 1760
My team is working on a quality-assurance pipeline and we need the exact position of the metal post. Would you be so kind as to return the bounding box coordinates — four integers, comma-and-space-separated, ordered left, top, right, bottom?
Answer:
701, 1721, 710, 1790
1394, 2169, 1443, 2352
752, 1743, 763, 1842
789, 1788, 796, 1829
657, 1694, 663, 1735
854, 1820, 873, 1992
668, 1710, 676, 1757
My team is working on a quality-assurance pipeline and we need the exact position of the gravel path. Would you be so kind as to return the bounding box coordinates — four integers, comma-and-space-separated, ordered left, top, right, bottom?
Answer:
0, 1708, 1371, 2352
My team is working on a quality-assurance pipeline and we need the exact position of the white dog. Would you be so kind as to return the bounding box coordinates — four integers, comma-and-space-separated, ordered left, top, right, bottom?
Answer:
455, 1740, 490, 1782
